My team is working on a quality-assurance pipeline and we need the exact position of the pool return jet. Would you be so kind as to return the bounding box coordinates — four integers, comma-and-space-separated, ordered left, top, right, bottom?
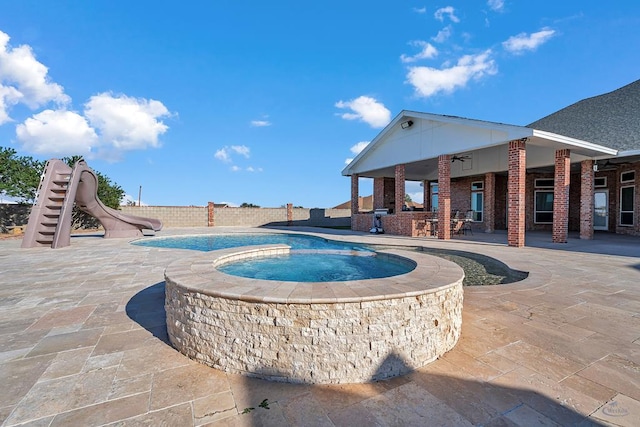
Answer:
21, 159, 162, 249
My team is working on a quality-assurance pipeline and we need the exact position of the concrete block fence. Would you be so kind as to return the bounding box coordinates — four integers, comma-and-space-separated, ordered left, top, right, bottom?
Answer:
113, 204, 352, 228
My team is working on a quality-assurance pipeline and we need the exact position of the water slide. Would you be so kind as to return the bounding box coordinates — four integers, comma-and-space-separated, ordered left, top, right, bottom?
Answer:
21, 159, 162, 248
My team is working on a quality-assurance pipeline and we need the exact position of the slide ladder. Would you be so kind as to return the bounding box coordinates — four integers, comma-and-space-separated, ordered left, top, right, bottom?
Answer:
21, 159, 73, 248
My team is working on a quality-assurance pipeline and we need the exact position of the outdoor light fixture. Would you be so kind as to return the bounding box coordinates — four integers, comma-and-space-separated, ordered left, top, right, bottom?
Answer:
401, 120, 413, 129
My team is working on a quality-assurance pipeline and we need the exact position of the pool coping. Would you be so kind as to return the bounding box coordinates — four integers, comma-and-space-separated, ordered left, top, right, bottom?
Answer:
164, 244, 465, 304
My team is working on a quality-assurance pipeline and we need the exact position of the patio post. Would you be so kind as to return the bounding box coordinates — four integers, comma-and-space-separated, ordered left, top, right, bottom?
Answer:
373, 177, 384, 210
485, 172, 495, 233
580, 160, 595, 239
508, 139, 526, 247
350, 174, 359, 214
395, 164, 406, 213
422, 180, 429, 210
553, 149, 571, 243
437, 155, 451, 240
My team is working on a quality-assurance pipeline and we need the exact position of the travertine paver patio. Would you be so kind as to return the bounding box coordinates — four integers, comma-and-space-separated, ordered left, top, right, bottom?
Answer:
0, 227, 639, 426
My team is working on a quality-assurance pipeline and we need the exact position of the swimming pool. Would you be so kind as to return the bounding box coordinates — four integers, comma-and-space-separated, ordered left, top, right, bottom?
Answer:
133, 233, 372, 252
217, 250, 415, 282
135, 233, 410, 282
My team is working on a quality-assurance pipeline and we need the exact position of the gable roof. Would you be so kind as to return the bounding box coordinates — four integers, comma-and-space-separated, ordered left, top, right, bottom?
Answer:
342, 110, 615, 179
527, 79, 640, 151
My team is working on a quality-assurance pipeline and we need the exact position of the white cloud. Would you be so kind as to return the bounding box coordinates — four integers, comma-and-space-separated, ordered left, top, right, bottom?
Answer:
251, 120, 271, 127
406, 50, 497, 98
434, 6, 460, 23
231, 145, 250, 158
84, 93, 170, 151
400, 41, 438, 63
345, 140, 370, 165
216, 145, 259, 172
335, 96, 391, 128
502, 28, 556, 54
350, 141, 370, 155
16, 109, 99, 156
487, 0, 505, 12
215, 147, 231, 162
0, 30, 69, 124
413, 7, 426, 14
432, 25, 453, 43
0, 85, 22, 124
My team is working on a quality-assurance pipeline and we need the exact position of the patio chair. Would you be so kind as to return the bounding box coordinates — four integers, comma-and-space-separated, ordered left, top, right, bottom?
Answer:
460, 210, 474, 235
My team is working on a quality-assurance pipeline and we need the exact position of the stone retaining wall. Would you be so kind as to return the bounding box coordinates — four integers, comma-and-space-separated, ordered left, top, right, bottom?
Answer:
165, 246, 464, 384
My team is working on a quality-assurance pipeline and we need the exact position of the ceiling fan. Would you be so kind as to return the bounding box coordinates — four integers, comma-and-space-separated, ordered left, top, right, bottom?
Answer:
595, 159, 630, 171
451, 155, 471, 163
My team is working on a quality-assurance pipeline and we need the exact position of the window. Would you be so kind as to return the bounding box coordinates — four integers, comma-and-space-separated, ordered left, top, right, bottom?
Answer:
620, 185, 635, 226
471, 181, 483, 221
430, 183, 438, 212
535, 191, 554, 223
535, 178, 554, 188
621, 171, 635, 183
594, 177, 607, 188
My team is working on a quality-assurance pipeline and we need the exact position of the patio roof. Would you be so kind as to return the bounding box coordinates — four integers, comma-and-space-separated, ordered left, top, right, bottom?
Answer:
342, 110, 617, 181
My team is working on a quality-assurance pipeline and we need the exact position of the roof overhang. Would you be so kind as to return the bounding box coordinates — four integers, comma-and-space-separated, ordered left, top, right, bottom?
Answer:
342, 111, 619, 181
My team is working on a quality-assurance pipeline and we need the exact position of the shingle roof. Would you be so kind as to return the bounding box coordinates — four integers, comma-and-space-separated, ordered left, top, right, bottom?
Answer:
527, 79, 640, 151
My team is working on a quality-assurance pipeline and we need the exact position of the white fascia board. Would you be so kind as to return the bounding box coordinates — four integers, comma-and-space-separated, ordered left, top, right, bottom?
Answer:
617, 149, 640, 157
532, 129, 617, 156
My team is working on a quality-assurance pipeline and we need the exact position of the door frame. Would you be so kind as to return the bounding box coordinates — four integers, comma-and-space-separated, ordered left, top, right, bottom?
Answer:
593, 189, 609, 231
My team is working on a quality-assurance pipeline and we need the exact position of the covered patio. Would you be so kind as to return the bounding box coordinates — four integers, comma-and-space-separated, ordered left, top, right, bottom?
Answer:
343, 111, 617, 247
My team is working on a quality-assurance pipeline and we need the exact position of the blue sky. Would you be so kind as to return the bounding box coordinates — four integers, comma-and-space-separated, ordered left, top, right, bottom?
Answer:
1, 1, 639, 207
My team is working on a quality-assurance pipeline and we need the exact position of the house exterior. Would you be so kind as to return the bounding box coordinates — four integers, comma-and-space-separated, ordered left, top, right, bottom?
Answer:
342, 80, 640, 246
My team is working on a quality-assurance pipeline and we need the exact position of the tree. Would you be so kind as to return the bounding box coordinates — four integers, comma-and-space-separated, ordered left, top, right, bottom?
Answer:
240, 202, 260, 208
405, 194, 413, 203
0, 147, 45, 203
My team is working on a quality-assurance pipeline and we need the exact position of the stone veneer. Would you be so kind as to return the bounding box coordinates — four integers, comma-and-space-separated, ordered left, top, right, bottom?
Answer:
164, 245, 464, 384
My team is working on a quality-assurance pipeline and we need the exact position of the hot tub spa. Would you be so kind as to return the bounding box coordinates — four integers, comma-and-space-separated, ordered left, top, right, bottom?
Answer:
164, 245, 464, 384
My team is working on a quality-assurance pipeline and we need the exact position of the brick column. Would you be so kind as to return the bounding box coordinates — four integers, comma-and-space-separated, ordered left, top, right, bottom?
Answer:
484, 172, 495, 233
350, 174, 359, 215
580, 160, 594, 239
373, 177, 384, 210
553, 149, 571, 243
423, 180, 429, 210
287, 203, 293, 226
438, 155, 451, 240
508, 140, 526, 247
208, 201, 214, 227
395, 164, 406, 213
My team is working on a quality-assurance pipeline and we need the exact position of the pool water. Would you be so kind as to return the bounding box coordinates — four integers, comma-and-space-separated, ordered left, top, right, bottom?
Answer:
218, 252, 415, 282
133, 233, 371, 252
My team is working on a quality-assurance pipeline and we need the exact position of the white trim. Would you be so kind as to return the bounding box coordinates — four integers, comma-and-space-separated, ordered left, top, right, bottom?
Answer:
621, 170, 635, 183
531, 129, 618, 156
594, 176, 607, 188
619, 185, 635, 226
534, 190, 554, 224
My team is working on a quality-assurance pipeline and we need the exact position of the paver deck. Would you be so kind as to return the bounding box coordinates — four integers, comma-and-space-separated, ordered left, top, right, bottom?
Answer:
0, 227, 638, 426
